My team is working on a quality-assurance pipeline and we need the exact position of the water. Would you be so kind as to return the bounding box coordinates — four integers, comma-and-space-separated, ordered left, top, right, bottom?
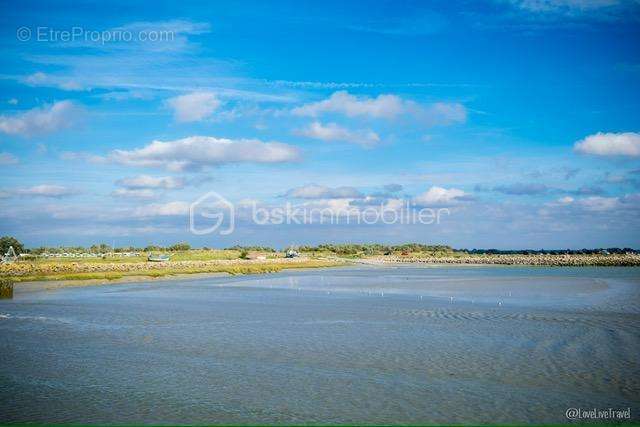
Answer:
1, 266, 639, 424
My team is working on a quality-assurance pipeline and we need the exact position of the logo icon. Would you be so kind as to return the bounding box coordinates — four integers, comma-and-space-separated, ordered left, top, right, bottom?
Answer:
189, 191, 235, 235
16, 27, 31, 42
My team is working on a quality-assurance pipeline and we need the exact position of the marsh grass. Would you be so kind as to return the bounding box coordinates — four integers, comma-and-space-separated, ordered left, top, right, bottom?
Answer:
0, 278, 13, 298
28, 249, 247, 264
4, 259, 344, 283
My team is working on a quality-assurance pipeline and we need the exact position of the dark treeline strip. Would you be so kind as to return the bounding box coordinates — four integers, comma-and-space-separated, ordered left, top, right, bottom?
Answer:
299, 244, 638, 255
2, 235, 638, 256
299, 243, 455, 255
27, 242, 192, 254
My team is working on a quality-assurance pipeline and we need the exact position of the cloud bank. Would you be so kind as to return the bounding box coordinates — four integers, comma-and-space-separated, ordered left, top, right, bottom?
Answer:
0, 101, 82, 137
284, 184, 364, 199
298, 121, 380, 147
574, 132, 640, 157
413, 186, 470, 206
116, 175, 185, 189
109, 136, 301, 171
166, 91, 221, 122
292, 91, 466, 125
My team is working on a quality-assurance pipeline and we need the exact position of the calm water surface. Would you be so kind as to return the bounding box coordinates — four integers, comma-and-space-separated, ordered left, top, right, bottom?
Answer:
1, 266, 639, 424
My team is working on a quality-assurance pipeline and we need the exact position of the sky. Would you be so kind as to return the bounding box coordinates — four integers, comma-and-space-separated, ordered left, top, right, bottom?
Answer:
0, 0, 639, 250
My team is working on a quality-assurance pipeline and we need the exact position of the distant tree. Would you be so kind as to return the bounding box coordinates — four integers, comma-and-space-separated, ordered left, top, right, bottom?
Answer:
0, 236, 25, 255
88, 243, 111, 254
239, 250, 249, 259
169, 242, 191, 251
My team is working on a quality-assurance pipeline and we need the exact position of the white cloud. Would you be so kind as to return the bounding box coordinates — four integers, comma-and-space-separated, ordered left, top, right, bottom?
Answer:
24, 72, 84, 91
298, 121, 380, 147
60, 151, 107, 164
557, 196, 574, 204
292, 91, 466, 126
25, 72, 48, 85
100, 90, 156, 101
133, 201, 190, 217
512, 0, 619, 13
413, 186, 469, 206
0, 101, 82, 137
116, 175, 185, 189
166, 91, 221, 122
418, 102, 467, 126
111, 188, 157, 199
108, 136, 301, 171
293, 91, 404, 119
574, 132, 640, 157
0, 153, 18, 165
577, 196, 621, 211
7, 98, 18, 105
550, 193, 639, 212
15, 185, 75, 197
115, 19, 211, 38
284, 184, 364, 199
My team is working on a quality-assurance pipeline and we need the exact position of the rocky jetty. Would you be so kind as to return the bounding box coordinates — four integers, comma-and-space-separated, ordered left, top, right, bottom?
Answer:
363, 253, 640, 266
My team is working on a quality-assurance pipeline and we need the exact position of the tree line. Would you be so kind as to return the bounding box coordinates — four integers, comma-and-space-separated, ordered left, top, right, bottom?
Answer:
297, 243, 455, 255
1, 236, 637, 256
0, 238, 193, 255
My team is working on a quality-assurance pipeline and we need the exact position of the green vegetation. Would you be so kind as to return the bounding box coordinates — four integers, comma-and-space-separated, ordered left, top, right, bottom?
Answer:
5, 259, 344, 283
298, 243, 639, 257
168, 242, 191, 251
298, 243, 455, 256
0, 236, 24, 255
21, 249, 244, 263
2, 241, 638, 287
18, 240, 639, 257
0, 278, 13, 298
167, 249, 242, 261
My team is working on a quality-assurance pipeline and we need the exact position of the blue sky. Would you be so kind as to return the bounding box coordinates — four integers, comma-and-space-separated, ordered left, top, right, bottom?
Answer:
0, 0, 639, 249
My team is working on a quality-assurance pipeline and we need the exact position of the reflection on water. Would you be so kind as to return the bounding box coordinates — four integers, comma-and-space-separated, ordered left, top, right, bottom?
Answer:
0, 266, 639, 424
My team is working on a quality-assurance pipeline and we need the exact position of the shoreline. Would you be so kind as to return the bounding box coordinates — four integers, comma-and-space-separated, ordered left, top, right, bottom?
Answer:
15, 264, 360, 290
13, 271, 232, 294
1, 257, 345, 281
354, 253, 640, 267
8, 260, 351, 291
3, 253, 640, 291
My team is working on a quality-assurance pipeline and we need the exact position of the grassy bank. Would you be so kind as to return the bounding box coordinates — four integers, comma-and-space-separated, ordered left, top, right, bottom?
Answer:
19, 249, 252, 264
0, 256, 346, 284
